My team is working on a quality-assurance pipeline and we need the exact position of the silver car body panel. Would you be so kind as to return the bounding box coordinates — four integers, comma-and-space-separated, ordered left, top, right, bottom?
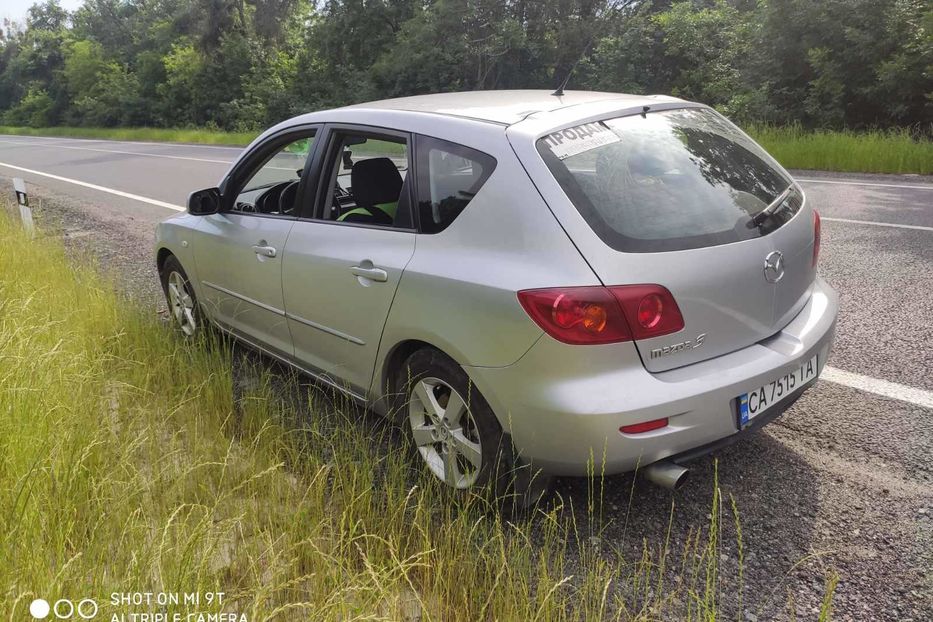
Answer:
283, 221, 416, 395
155, 90, 838, 476
190, 212, 295, 356
507, 102, 817, 372
465, 277, 837, 475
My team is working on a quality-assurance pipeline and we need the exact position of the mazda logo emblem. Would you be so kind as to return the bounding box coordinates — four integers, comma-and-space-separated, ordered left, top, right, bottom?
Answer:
763, 250, 785, 283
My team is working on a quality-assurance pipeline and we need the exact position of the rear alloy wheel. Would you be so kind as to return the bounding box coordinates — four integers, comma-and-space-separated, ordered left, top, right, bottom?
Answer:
409, 376, 485, 489
160, 256, 200, 338
400, 348, 510, 496
400, 349, 554, 508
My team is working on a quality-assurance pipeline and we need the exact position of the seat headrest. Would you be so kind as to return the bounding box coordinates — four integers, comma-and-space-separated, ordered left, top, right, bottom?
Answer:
351, 157, 403, 207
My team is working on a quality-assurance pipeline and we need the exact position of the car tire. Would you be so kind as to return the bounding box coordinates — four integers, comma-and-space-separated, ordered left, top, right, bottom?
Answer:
398, 348, 552, 509
160, 255, 202, 338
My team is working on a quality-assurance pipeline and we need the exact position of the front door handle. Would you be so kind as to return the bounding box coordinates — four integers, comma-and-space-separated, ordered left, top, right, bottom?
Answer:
350, 262, 388, 282
252, 244, 277, 258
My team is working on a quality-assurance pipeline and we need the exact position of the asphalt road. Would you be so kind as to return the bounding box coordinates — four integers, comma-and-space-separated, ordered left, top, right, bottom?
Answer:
1, 134, 931, 620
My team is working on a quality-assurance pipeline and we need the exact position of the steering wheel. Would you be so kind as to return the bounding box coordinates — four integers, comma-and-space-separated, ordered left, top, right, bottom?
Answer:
278, 181, 300, 215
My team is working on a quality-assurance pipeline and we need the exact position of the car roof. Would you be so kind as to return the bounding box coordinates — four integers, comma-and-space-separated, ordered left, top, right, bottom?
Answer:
340, 90, 681, 126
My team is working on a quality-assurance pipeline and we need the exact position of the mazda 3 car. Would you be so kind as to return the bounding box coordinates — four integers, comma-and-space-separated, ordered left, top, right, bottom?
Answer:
155, 90, 837, 494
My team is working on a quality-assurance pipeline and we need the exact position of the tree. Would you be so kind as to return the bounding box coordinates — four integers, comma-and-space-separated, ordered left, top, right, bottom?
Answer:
0, 0, 928, 132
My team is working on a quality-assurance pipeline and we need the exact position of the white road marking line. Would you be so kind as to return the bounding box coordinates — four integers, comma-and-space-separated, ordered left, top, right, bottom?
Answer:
797, 178, 933, 190
821, 217, 933, 232
821, 366, 933, 409
0, 138, 233, 165
0, 161, 184, 211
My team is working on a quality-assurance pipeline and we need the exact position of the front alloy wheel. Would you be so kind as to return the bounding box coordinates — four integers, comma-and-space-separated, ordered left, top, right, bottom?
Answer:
408, 377, 484, 489
166, 271, 197, 337
160, 255, 201, 338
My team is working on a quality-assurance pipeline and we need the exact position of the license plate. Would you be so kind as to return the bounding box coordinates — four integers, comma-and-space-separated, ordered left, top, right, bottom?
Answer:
737, 355, 818, 428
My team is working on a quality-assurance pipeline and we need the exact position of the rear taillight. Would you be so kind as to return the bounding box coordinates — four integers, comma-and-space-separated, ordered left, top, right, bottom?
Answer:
812, 210, 821, 267
517, 286, 633, 345
517, 284, 684, 345
620, 417, 669, 434
609, 285, 684, 340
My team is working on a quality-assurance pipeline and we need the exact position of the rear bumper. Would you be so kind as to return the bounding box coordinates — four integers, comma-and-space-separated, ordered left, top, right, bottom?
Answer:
465, 277, 838, 476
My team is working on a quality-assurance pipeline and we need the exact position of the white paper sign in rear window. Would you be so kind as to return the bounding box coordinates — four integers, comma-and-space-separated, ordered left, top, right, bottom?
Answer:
541, 122, 621, 160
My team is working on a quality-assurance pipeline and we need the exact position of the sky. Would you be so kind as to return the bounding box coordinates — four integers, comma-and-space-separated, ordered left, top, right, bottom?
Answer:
1, 0, 84, 26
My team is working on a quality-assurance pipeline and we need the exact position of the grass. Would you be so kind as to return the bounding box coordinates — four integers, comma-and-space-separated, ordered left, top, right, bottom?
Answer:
1, 123, 930, 174
0, 125, 256, 146
0, 205, 833, 620
747, 125, 932, 175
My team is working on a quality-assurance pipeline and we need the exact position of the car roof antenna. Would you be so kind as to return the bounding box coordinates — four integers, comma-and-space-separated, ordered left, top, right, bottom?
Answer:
551, 43, 590, 97
551, 0, 639, 97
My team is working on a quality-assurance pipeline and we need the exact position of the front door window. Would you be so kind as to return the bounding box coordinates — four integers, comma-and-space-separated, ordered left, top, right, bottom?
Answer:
231, 136, 315, 216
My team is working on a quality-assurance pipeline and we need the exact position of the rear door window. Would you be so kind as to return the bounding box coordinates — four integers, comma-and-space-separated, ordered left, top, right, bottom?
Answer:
415, 135, 496, 233
536, 108, 799, 252
311, 129, 414, 229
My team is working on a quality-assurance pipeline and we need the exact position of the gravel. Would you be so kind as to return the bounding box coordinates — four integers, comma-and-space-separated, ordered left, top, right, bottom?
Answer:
4, 172, 931, 620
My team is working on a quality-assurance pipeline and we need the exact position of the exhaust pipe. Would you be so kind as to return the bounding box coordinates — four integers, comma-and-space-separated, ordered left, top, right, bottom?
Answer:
641, 461, 690, 490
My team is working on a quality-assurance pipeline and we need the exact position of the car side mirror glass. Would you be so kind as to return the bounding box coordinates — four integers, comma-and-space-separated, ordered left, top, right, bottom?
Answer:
187, 187, 221, 215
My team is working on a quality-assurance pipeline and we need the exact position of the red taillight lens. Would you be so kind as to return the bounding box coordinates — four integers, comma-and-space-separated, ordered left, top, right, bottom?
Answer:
637, 293, 664, 329
518, 284, 684, 344
609, 285, 684, 340
620, 417, 669, 434
812, 210, 821, 267
517, 286, 633, 344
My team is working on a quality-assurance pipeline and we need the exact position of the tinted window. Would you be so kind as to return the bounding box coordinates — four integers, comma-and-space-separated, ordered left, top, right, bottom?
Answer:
536, 108, 799, 252
415, 135, 496, 234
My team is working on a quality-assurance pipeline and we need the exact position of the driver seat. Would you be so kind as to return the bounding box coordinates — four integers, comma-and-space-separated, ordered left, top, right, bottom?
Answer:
339, 158, 402, 225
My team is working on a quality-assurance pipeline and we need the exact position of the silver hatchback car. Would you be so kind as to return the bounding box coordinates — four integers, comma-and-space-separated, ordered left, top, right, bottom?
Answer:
156, 90, 837, 494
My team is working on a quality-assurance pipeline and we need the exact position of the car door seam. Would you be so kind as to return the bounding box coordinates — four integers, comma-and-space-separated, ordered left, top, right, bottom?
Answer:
364, 234, 418, 401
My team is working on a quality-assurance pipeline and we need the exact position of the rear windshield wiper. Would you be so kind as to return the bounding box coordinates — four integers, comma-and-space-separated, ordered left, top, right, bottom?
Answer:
751, 185, 794, 227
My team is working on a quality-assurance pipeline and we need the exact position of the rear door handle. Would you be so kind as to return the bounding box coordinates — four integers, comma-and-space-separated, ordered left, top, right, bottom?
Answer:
252, 244, 277, 258
350, 263, 388, 282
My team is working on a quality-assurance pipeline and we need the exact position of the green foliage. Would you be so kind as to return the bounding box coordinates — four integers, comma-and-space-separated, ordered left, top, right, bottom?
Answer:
0, 0, 929, 136
2, 87, 55, 126
62, 39, 141, 126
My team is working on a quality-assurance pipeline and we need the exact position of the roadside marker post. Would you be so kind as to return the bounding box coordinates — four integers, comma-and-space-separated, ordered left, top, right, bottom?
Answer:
13, 177, 35, 236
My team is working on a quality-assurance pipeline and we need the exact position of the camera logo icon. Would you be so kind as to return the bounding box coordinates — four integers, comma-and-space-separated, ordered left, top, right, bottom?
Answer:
30, 598, 98, 619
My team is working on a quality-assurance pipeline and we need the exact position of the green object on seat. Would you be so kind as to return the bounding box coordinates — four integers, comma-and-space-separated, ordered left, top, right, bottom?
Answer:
376, 201, 398, 218
337, 201, 398, 222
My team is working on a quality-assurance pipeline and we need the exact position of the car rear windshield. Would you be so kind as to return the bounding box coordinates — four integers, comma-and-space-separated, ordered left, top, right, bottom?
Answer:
536, 107, 799, 252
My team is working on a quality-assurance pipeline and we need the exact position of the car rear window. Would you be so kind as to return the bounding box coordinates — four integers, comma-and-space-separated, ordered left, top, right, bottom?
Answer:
415, 135, 496, 234
536, 108, 799, 252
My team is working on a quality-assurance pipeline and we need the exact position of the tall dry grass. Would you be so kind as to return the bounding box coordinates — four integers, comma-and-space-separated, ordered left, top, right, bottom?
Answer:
0, 207, 831, 620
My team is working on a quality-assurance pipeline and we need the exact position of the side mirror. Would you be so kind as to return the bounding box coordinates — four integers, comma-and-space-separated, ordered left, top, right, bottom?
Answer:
187, 188, 222, 215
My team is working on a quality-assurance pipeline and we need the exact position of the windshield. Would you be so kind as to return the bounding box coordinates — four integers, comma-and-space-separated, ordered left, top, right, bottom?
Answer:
537, 108, 799, 252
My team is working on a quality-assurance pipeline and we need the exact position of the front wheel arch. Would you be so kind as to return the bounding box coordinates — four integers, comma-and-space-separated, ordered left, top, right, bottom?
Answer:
156, 247, 174, 274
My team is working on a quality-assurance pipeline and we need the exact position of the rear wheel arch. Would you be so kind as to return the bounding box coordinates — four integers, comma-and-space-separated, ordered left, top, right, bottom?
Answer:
382, 340, 510, 427
394, 342, 553, 505
382, 340, 444, 415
